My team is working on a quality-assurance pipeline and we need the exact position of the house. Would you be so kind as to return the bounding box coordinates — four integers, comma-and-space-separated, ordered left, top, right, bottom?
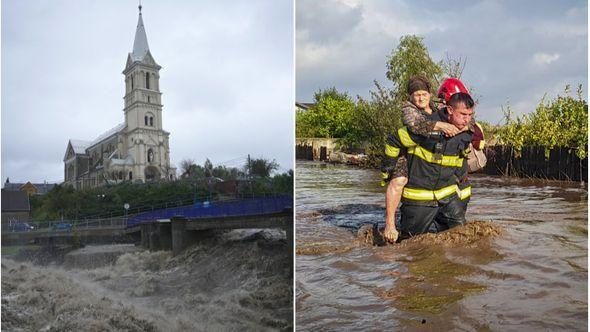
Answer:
1, 189, 31, 230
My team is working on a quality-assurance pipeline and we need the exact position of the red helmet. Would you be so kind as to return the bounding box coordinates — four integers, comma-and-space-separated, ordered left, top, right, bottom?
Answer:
438, 78, 469, 103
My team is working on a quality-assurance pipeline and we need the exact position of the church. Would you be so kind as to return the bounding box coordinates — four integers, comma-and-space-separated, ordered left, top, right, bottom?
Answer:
63, 6, 176, 189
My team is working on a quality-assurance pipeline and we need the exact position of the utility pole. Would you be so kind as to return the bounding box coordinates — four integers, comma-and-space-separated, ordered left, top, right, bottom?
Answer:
247, 154, 253, 198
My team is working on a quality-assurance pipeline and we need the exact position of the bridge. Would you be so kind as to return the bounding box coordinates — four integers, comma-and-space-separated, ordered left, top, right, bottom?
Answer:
2, 195, 293, 255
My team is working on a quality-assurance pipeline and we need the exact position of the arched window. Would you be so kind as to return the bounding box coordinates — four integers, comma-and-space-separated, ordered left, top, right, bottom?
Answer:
118, 171, 123, 180
150, 117, 154, 126
129, 171, 133, 180
131, 76, 134, 89
146, 72, 150, 89
145, 116, 148, 126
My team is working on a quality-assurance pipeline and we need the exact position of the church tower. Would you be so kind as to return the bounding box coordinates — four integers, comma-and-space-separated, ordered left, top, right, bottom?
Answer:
122, 5, 173, 181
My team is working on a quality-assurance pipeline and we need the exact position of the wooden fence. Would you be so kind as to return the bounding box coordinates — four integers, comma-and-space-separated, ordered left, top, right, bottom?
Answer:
482, 145, 588, 182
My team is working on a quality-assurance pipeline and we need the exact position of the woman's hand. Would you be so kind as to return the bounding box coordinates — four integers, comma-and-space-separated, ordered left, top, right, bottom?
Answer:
435, 121, 461, 137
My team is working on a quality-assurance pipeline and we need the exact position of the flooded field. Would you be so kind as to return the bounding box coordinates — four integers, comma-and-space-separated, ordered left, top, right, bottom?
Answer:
296, 160, 587, 331
2, 230, 292, 331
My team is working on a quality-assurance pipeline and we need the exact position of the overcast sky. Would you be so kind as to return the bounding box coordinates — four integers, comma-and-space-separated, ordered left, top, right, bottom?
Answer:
297, 0, 587, 125
2, 0, 293, 184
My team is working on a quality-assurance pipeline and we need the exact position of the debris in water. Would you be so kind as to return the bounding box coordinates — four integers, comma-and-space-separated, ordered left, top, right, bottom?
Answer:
358, 220, 504, 247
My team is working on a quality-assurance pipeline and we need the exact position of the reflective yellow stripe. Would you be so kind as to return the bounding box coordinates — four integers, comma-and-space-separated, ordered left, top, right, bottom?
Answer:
460, 186, 472, 200
385, 144, 400, 158
475, 122, 485, 139
380, 172, 389, 179
397, 127, 416, 148
402, 184, 459, 201
478, 140, 486, 150
463, 146, 471, 156
408, 145, 464, 167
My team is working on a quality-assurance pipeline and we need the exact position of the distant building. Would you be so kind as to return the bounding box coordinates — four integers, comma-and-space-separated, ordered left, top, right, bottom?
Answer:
3, 179, 56, 196
1, 189, 31, 230
296, 102, 315, 111
63, 6, 175, 189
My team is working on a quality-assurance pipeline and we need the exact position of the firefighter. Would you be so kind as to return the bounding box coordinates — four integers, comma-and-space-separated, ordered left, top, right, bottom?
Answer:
383, 76, 466, 243
438, 78, 487, 211
382, 92, 475, 240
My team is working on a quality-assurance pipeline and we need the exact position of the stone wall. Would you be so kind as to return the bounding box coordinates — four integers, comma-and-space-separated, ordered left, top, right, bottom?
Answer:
295, 138, 339, 161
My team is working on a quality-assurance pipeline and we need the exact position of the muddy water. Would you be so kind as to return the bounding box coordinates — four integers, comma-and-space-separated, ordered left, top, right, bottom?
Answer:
296, 161, 587, 331
2, 230, 292, 331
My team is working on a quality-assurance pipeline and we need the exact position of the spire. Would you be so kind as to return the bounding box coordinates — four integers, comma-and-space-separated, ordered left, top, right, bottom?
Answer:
131, 4, 150, 62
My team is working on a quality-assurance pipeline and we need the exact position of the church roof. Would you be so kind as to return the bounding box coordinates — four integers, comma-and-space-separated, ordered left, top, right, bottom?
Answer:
131, 10, 150, 62
87, 123, 126, 149
69, 139, 91, 154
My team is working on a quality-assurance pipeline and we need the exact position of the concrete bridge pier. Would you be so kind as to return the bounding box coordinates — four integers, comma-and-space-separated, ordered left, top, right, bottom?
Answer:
140, 221, 172, 251
170, 217, 215, 256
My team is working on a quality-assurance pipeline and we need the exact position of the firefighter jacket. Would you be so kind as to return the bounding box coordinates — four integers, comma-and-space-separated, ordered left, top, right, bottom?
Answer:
381, 111, 473, 204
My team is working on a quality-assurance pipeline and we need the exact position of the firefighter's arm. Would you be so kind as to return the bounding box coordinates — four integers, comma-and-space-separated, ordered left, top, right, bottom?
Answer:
380, 128, 414, 185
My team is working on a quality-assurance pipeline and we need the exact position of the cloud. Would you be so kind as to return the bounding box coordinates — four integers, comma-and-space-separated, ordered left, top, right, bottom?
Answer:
532, 53, 561, 66
296, 0, 588, 125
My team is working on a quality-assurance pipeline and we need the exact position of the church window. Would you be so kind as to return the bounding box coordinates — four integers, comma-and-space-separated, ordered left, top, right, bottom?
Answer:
129, 171, 133, 180
146, 73, 150, 89
145, 116, 148, 126
147, 96, 150, 103
131, 76, 134, 89
118, 171, 123, 180
150, 117, 154, 126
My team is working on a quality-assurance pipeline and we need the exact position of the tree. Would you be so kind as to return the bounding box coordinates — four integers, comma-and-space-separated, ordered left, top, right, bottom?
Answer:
295, 87, 358, 140
349, 35, 446, 156
386, 35, 443, 105
180, 159, 197, 178
245, 158, 279, 177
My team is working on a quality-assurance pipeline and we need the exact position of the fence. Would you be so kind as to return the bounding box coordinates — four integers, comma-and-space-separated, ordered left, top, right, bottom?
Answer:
126, 194, 293, 228
482, 145, 588, 182
20, 218, 127, 233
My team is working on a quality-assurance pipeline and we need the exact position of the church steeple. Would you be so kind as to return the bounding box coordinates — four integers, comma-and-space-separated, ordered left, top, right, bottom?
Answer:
122, 2, 163, 133
131, 5, 150, 62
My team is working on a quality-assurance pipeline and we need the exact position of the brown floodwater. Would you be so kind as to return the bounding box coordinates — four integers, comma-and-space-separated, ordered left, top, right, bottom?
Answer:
296, 160, 587, 331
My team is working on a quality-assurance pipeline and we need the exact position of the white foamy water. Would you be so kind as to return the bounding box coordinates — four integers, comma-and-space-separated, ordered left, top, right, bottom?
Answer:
2, 229, 292, 331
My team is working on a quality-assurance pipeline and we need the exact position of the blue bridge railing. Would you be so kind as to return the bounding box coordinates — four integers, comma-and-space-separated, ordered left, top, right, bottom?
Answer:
126, 195, 293, 228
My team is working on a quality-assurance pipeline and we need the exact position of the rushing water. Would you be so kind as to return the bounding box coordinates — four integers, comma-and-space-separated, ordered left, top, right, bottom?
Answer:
2, 229, 292, 331
296, 160, 587, 331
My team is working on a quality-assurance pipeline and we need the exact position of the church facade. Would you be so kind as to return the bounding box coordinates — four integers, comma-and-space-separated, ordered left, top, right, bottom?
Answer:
64, 8, 175, 189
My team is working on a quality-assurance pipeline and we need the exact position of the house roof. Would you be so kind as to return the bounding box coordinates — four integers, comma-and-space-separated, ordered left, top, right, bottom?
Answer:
3, 182, 57, 195
1, 189, 30, 211
296, 102, 315, 110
